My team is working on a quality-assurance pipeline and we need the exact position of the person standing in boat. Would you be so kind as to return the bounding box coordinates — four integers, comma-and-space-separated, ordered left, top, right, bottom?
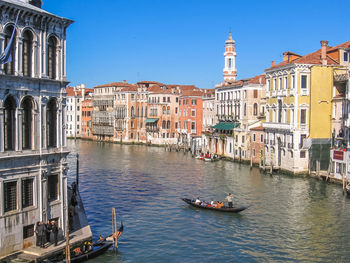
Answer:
225, 193, 234, 208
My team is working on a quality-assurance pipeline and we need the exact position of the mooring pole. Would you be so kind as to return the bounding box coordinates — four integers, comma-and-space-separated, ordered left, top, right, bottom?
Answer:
76, 153, 79, 189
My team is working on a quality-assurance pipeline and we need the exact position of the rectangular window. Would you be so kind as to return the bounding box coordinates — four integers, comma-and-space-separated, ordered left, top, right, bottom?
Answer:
273, 79, 276, 90
163, 97, 166, 103
253, 90, 258, 98
131, 94, 135, 101
301, 75, 307, 89
23, 224, 34, 239
253, 134, 256, 142
279, 78, 282, 90
176, 98, 179, 103
175, 107, 178, 114
344, 52, 348, 62
242, 136, 245, 143
191, 110, 196, 117
22, 178, 34, 208
300, 109, 306, 124
191, 99, 197, 105
191, 122, 196, 130
167, 97, 170, 103
253, 149, 256, 157
300, 151, 306, 158
4, 181, 17, 212
260, 134, 263, 142
48, 175, 59, 202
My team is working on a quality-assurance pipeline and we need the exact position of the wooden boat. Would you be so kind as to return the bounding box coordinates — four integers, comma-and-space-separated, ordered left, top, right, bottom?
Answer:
56, 223, 124, 263
182, 198, 247, 213
55, 241, 112, 263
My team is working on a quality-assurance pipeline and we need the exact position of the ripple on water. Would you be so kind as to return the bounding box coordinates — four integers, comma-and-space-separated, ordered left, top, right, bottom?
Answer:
67, 141, 350, 263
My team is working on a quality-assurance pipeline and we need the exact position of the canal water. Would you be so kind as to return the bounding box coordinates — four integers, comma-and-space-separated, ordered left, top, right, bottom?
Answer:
67, 140, 350, 262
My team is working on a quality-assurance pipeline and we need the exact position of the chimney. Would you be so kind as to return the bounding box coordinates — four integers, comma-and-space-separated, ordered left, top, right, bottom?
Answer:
283, 52, 288, 62
320, 40, 328, 65
123, 80, 126, 83
272, 61, 275, 67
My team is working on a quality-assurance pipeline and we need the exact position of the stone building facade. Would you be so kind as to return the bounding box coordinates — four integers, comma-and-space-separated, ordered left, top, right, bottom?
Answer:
0, 0, 73, 257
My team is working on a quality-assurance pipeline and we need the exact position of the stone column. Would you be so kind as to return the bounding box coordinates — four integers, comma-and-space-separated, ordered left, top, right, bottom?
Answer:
41, 28, 47, 77
0, 33, 5, 74
61, 165, 68, 235
57, 100, 62, 148
41, 168, 48, 222
34, 108, 39, 150
33, 40, 39, 78
56, 45, 61, 80
41, 98, 47, 149
17, 108, 23, 151
0, 108, 3, 152
62, 35, 67, 80
17, 37, 23, 76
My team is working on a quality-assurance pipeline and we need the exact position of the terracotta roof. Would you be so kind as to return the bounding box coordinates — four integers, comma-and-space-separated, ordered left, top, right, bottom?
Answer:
181, 90, 204, 97
137, 80, 164, 85
224, 74, 266, 87
66, 87, 93, 97
327, 40, 350, 52
250, 125, 264, 131
120, 86, 137, 92
94, 82, 134, 88
265, 41, 350, 71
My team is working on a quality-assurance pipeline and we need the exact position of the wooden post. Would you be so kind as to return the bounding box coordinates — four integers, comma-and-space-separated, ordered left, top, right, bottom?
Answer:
343, 172, 346, 194
112, 208, 118, 250
76, 153, 79, 189
65, 207, 71, 263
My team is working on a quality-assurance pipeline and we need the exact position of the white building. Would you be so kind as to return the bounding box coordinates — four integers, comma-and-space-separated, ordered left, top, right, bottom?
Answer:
0, 0, 73, 257
66, 84, 92, 138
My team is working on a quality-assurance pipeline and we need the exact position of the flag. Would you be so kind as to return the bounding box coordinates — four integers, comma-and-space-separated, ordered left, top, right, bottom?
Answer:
0, 11, 20, 65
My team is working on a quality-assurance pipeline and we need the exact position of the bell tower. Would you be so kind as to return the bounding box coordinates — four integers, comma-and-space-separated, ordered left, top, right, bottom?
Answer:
223, 31, 237, 83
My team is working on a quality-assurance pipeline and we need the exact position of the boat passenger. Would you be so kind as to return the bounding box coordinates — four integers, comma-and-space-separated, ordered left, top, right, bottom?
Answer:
200, 201, 207, 207
195, 197, 201, 204
210, 199, 215, 206
217, 201, 224, 208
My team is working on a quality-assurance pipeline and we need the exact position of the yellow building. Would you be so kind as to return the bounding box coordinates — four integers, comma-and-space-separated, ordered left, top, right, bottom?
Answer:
263, 40, 350, 174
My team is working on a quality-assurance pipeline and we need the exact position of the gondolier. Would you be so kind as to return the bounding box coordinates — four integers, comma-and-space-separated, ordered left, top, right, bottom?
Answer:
226, 193, 234, 208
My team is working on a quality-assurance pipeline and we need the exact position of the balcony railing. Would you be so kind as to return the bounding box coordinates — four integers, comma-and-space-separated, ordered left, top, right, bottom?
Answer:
146, 127, 159, 133
263, 122, 292, 130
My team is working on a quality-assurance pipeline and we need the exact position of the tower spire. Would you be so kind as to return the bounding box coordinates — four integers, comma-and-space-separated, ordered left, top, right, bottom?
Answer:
223, 32, 237, 83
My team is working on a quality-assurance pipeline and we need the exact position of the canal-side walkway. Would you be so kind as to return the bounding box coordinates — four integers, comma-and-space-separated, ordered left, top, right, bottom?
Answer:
1, 190, 92, 263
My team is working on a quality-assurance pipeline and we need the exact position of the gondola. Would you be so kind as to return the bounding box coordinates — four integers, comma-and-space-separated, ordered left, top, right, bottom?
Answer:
63, 241, 113, 263
55, 223, 124, 263
182, 198, 247, 213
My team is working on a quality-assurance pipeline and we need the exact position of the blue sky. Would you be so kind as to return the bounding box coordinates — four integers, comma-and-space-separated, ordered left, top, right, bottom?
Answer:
43, 0, 350, 90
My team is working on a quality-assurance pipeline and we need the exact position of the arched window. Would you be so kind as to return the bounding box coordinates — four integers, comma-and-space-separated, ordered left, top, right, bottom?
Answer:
162, 120, 166, 129
167, 106, 170, 115
4, 25, 16, 75
244, 103, 247, 116
253, 103, 258, 116
167, 120, 171, 129
131, 106, 135, 117
47, 98, 57, 147
47, 36, 57, 79
22, 30, 33, 77
4, 96, 16, 150
21, 96, 33, 149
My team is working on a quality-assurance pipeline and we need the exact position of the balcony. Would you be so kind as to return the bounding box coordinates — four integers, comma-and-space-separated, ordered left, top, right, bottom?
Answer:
263, 122, 292, 131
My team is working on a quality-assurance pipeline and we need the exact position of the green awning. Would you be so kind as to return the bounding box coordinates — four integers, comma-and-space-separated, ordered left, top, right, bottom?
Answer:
212, 122, 239, 130
145, 118, 159, 123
